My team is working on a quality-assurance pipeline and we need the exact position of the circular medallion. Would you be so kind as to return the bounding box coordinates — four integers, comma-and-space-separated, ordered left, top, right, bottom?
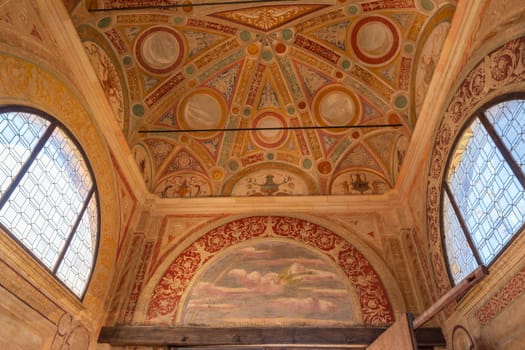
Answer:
303, 158, 312, 169
275, 42, 287, 54
251, 112, 288, 149
211, 168, 224, 181
421, 0, 435, 11
348, 5, 360, 15
394, 94, 408, 109
313, 86, 360, 133
247, 44, 259, 55
122, 56, 132, 66
282, 29, 294, 40
298, 101, 307, 110
135, 27, 184, 74
185, 65, 195, 75
240, 31, 252, 41
132, 104, 145, 116
262, 51, 273, 61
350, 16, 399, 65
317, 160, 332, 175
229, 159, 239, 172
182, 0, 193, 12
177, 89, 227, 138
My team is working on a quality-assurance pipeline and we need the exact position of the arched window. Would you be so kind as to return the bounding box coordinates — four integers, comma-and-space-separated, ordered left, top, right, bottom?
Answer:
442, 97, 525, 285
0, 107, 99, 298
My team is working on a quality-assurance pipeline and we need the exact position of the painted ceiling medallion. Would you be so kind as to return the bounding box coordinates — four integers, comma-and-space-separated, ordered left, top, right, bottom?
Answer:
350, 16, 400, 65
313, 86, 360, 132
177, 88, 227, 138
251, 112, 288, 149
135, 26, 184, 74
210, 5, 326, 32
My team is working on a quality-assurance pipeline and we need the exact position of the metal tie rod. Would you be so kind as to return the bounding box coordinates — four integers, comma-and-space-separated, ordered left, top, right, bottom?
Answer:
89, 0, 300, 12
138, 123, 403, 134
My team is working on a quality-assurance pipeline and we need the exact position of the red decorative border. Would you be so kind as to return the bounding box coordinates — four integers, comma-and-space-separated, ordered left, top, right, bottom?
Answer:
109, 151, 138, 262
124, 240, 154, 323
144, 72, 184, 107
246, 63, 265, 106
147, 216, 394, 325
476, 267, 525, 325
361, 0, 415, 11
294, 35, 341, 65
426, 37, 525, 296
105, 29, 127, 55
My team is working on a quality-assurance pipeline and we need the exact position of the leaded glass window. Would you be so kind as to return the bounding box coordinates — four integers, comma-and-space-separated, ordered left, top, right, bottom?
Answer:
0, 107, 99, 298
442, 98, 525, 285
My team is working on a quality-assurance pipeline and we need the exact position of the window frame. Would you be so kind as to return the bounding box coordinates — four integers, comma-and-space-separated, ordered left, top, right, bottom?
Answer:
440, 93, 525, 285
0, 105, 101, 300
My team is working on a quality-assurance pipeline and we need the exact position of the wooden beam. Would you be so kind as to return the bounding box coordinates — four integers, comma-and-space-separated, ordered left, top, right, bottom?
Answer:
98, 326, 445, 348
413, 266, 488, 329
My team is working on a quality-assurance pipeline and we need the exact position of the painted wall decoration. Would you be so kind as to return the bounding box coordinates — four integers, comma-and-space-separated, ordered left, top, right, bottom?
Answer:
112, 153, 138, 262
180, 239, 359, 326
77, 24, 130, 134
84, 41, 125, 129
475, 266, 525, 325
426, 36, 525, 298
155, 172, 212, 198
0, 0, 64, 72
330, 170, 390, 195
0, 53, 118, 324
451, 325, 475, 350
414, 22, 450, 116
132, 144, 153, 190
74, 1, 455, 197
392, 134, 409, 179
51, 313, 90, 350
410, 4, 455, 124
210, 5, 328, 32
145, 216, 395, 326
224, 163, 318, 196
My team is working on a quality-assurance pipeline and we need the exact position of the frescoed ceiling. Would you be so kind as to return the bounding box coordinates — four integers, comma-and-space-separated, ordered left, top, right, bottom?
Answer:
74, 0, 455, 198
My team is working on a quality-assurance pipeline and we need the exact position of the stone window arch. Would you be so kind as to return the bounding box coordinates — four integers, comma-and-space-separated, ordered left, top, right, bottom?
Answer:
441, 97, 525, 284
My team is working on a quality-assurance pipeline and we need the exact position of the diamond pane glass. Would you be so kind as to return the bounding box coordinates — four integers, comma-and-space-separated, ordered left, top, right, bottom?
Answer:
486, 99, 525, 172
0, 127, 93, 269
0, 111, 50, 196
56, 194, 97, 297
447, 118, 525, 265
442, 192, 477, 283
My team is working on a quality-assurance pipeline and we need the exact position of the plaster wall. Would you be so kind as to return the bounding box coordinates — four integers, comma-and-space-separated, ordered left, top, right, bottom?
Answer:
0, 1, 124, 348
417, 2, 525, 348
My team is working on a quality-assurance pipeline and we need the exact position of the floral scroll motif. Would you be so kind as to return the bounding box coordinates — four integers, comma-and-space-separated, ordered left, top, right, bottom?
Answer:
427, 37, 525, 295
147, 216, 394, 325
